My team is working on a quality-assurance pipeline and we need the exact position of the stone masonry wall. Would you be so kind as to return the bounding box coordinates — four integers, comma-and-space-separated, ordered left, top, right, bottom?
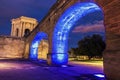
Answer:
0, 36, 25, 58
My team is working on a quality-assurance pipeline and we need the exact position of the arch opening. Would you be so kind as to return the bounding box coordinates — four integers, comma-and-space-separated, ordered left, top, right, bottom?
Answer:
52, 2, 104, 65
30, 32, 48, 60
24, 29, 30, 37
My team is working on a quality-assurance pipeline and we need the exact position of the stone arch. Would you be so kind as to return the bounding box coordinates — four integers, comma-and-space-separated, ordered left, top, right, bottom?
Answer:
25, 0, 120, 79
51, 2, 104, 65
24, 28, 31, 37
30, 32, 48, 60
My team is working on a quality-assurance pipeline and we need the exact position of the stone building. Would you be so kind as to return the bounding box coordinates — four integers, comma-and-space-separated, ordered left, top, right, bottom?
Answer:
11, 16, 38, 37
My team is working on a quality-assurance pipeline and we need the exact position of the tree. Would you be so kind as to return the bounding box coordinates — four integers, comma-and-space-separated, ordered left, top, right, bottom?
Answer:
78, 34, 106, 60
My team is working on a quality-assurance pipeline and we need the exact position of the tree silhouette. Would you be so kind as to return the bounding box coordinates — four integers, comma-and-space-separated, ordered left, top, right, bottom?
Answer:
77, 34, 106, 60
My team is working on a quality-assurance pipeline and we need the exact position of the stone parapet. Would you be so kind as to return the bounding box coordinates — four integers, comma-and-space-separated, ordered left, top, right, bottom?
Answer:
0, 36, 25, 58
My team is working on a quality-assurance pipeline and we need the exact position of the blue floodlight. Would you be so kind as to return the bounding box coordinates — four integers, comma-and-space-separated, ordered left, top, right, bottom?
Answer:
30, 32, 48, 60
94, 74, 105, 78
52, 2, 102, 65
61, 65, 68, 67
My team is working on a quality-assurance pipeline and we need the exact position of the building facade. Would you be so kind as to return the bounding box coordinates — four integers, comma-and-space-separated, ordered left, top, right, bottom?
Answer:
11, 16, 38, 37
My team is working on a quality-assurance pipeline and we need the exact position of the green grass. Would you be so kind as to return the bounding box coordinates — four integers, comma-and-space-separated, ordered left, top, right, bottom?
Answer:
70, 59, 103, 63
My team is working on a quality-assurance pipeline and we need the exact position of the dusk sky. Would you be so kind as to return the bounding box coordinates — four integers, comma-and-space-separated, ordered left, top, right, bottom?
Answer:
0, 0, 56, 35
68, 10, 105, 49
0, 0, 105, 49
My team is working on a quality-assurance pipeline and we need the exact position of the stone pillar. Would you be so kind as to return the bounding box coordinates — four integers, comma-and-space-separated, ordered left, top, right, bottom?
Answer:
33, 23, 34, 29
103, 0, 120, 79
13, 23, 16, 36
20, 22, 23, 37
21, 22, 23, 37
11, 24, 14, 36
22, 22, 26, 36
30, 23, 33, 31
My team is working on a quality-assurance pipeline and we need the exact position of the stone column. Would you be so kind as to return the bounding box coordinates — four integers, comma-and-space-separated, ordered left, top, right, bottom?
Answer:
13, 23, 16, 36
11, 24, 14, 36
32, 23, 35, 29
30, 23, 34, 30
20, 22, 23, 37
30, 23, 33, 31
22, 22, 26, 37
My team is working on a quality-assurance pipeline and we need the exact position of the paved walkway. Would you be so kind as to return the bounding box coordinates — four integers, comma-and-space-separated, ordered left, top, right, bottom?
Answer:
0, 59, 104, 80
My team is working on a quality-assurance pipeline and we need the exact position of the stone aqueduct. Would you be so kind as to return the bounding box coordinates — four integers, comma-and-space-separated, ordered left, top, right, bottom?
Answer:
0, 0, 119, 79
23, 0, 120, 79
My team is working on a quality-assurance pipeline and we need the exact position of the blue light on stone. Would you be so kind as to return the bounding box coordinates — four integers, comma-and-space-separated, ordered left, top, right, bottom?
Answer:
57, 54, 64, 61
52, 53, 68, 65
52, 2, 102, 65
30, 32, 48, 60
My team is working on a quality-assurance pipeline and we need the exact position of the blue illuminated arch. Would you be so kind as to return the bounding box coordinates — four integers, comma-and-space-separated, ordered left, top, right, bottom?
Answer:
52, 2, 102, 65
30, 32, 48, 60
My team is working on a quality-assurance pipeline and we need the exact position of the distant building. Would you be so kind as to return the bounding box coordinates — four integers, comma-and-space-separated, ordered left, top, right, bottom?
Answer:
11, 16, 38, 37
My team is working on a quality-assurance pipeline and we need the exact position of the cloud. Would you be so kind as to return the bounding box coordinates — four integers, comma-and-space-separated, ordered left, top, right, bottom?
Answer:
72, 20, 105, 33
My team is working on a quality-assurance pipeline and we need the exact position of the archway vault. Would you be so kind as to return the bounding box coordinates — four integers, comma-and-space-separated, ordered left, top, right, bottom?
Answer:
52, 2, 103, 65
30, 32, 48, 60
24, 0, 120, 79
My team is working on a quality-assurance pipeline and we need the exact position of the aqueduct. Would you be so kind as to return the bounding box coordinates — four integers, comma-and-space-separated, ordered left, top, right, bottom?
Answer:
23, 0, 120, 79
